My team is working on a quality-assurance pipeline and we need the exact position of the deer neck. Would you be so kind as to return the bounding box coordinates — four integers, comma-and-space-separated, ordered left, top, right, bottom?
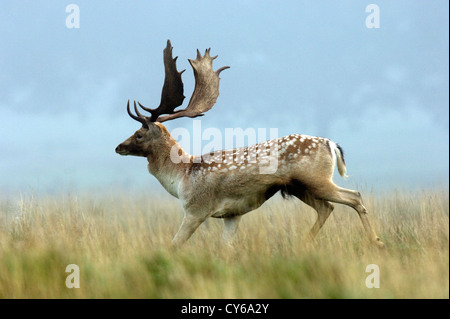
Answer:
146, 135, 190, 198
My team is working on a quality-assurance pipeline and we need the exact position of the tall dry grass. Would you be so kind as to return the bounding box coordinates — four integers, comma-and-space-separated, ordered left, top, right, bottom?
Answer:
0, 188, 448, 298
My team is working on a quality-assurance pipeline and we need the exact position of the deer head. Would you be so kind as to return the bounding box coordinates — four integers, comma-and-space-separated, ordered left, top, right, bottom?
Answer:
115, 40, 229, 158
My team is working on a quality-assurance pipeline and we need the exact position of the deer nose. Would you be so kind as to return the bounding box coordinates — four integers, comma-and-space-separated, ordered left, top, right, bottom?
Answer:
115, 145, 121, 153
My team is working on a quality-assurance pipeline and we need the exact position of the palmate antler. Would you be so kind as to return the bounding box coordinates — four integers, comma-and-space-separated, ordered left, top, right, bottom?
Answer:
128, 40, 229, 127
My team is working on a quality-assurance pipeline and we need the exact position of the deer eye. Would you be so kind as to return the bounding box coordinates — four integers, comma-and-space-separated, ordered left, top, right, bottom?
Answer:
136, 133, 143, 140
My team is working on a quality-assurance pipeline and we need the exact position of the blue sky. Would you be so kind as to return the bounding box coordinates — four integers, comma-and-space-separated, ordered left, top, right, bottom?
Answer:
0, 1, 448, 197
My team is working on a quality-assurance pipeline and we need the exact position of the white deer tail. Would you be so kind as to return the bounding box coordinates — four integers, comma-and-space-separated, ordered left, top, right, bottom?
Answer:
329, 141, 348, 179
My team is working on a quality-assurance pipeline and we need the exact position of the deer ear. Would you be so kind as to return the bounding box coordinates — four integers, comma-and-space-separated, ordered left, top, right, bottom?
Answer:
147, 122, 162, 137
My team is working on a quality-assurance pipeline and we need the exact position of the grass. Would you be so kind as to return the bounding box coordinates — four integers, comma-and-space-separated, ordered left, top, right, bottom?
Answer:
0, 188, 448, 298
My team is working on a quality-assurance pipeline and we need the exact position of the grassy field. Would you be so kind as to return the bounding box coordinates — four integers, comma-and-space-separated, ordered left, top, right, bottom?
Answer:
0, 188, 448, 298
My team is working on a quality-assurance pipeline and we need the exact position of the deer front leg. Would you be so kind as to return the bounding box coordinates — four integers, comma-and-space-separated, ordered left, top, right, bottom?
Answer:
172, 213, 206, 248
222, 215, 242, 246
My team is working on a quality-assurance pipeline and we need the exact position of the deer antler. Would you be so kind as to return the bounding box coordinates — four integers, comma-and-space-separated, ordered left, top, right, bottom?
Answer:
130, 40, 229, 125
137, 40, 186, 122
153, 48, 229, 123
127, 100, 148, 128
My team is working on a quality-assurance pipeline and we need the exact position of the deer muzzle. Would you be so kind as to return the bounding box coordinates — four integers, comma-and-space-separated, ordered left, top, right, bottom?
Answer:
115, 144, 128, 156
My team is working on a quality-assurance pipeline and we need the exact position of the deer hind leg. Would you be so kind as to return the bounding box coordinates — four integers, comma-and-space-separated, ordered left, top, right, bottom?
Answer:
306, 198, 334, 241
314, 182, 385, 249
222, 215, 242, 246
291, 189, 334, 241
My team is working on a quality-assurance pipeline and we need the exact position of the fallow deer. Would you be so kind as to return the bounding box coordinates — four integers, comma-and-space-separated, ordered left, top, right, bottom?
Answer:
115, 40, 385, 249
